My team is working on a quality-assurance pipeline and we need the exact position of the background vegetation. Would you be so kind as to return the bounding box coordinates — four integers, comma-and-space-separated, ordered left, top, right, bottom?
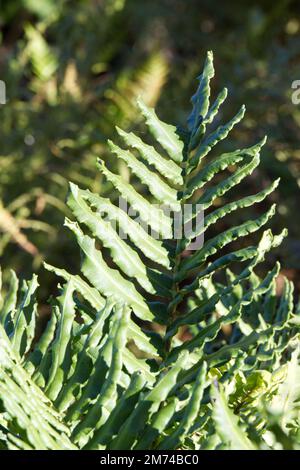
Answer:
0, 0, 300, 302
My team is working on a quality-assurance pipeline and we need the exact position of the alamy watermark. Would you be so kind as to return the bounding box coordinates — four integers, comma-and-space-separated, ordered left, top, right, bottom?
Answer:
98, 197, 204, 251
0, 80, 6, 104
0, 78, 203, 250
291, 80, 300, 105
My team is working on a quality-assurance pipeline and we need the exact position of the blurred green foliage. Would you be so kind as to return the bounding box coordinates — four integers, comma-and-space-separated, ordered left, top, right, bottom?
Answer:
0, 0, 299, 296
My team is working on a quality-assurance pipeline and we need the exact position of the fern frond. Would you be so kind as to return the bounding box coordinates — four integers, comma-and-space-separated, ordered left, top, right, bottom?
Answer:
1, 52, 299, 450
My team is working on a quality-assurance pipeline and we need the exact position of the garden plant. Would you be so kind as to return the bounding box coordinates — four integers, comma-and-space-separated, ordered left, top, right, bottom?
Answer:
0, 52, 299, 451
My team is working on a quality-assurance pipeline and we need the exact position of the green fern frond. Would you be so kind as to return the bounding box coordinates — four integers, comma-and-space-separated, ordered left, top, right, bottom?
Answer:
0, 52, 299, 450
